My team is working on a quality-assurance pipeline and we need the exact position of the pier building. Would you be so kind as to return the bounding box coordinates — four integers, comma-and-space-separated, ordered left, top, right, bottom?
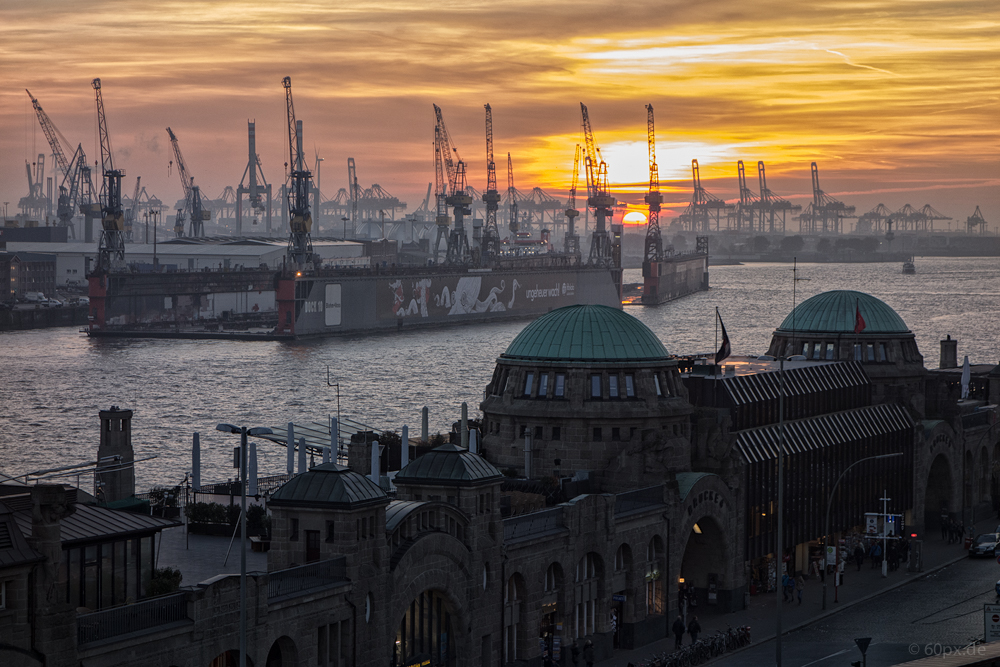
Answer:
1, 295, 998, 667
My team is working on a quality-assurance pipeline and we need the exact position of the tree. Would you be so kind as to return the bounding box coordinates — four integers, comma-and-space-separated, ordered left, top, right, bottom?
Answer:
816, 237, 832, 254
780, 235, 805, 252
752, 235, 770, 252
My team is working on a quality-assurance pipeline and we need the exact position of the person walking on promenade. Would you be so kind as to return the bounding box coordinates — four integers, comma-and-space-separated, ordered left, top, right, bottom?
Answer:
688, 616, 702, 643
941, 512, 949, 541
583, 639, 594, 667
854, 543, 865, 571
795, 574, 805, 605
672, 616, 686, 649
571, 639, 580, 667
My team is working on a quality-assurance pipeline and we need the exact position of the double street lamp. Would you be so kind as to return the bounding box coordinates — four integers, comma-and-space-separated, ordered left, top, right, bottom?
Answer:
822, 452, 904, 610
216, 423, 273, 667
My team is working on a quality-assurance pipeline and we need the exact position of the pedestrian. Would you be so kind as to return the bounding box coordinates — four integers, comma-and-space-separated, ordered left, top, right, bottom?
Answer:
941, 512, 949, 541
795, 574, 804, 605
781, 573, 791, 602
571, 639, 581, 667
672, 615, 686, 649
854, 543, 865, 571
584, 638, 594, 667
688, 615, 702, 643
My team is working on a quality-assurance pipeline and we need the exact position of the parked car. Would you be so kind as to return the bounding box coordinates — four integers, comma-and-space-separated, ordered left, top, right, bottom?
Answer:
970, 533, 1000, 558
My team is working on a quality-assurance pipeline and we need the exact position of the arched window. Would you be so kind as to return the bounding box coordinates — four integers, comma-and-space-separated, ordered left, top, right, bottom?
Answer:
615, 544, 628, 572
504, 574, 524, 661
545, 562, 562, 593
646, 536, 664, 615
575, 553, 601, 637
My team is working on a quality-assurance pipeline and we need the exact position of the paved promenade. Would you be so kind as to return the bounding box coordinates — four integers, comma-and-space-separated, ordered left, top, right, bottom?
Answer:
155, 522, 268, 586
597, 516, 999, 667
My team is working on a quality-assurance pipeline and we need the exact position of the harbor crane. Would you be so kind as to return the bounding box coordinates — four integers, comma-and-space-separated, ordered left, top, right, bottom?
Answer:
124, 177, 141, 242
347, 157, 360, 237
481, 104, 501, 261
734, 160, 759, 232
432, 127, 450, 262
92, 78, 126, 272
678, 160, 730, 232
26, 90, 75, 233
507, 153, 519, 235
967, 206, 988, 234
563, 144, 581, 256
756, 161, 800, 234
580, 103, 615, 265
797, 162, 855, 234
643, 104, 663, 264
236, 121, 272, 235
282, 76, 316, 268
432, 105, 471, 263
166, 127, 209, 237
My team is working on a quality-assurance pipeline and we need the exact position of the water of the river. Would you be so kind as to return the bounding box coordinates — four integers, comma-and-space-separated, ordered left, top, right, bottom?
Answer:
1, 257, 997, 490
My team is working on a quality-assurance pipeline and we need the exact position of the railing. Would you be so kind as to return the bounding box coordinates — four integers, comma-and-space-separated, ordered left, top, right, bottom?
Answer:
268, 557, 347, 600
503, 507, 564, 543
77, 593, 188, 645
614, 485, 666, 516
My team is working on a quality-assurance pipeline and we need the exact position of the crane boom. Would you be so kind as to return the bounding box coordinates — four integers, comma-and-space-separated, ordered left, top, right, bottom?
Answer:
433, 105, 460, 192
643, 104, 662, 263
579, 103, 615, 265
563, 144, 582, 256
507, 152, 518, 233
26, 90, 72, 179
481, 104, 501, 260
91, 78, 125, 272
281, 76, 315, 267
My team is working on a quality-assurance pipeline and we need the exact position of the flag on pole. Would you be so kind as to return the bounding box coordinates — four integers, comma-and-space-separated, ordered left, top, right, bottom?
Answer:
715, 311, 731, 364
854, 300, 866, 334
961, 355, 971, 399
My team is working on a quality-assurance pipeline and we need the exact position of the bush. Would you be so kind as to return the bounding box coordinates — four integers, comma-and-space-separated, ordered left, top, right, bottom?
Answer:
780, 235, 805, 252
186, 502, 236, 525
148, 567, 182, 596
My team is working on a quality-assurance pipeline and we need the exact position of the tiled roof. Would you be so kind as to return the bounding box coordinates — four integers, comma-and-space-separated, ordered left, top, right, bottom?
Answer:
10, 501, 178, 547
269, 463, 388, 509
395, 445, 503, 487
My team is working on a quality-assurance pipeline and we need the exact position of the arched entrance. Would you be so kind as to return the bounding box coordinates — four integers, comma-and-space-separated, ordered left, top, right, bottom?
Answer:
542, 563, 564, 657
209, 651, 253, 667
926, 454, 953, 530
395, 589, 458, 667
265, 636, 298, 667
680, 517, 727, 610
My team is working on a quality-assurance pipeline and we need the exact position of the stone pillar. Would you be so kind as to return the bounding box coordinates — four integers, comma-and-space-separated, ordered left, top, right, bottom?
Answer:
96, 406, 135, 503
27, 485, 77, 667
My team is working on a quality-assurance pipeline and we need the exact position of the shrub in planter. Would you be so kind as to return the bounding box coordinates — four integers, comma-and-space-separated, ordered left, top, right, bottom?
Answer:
148, 567, 183, 596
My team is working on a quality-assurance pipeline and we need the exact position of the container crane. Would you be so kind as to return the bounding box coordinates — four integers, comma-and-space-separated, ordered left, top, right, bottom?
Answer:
165, 127, 208, 237
580, 103, 615, 265
282, 76, 316, 268
92, 78, 126, 272
124, 177, 141, 242
735, 160, 758, 232
643, 104, 663, 264
756, 162, 800, 234
564, 145, 581, 256
237, 121, 272, 235
481, 104, 501, 262
432, 128, 450, 262
797, 162, 854, 234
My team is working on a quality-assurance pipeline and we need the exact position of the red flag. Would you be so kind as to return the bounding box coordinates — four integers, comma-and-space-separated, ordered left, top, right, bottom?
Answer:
854, 301, 866, 334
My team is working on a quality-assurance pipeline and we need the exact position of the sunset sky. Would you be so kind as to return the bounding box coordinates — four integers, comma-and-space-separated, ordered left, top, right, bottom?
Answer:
1, 0, 997, 231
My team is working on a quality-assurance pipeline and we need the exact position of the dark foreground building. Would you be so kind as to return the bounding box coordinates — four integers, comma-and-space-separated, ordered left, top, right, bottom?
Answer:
1, 293, 998, 667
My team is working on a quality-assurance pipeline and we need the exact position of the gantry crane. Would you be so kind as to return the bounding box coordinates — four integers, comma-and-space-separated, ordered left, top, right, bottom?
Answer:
797, 162, 855, 234
678, 160, 730, 232
734, 161, 759, 232
643, 104, 663, 264
563, 144, 582, 256
282, 76, 316, 268
580, 103, 616, 265
481, 104, 501, 262
92, 78, 126, 272
347, 157, 360, 238
237, 121, 272, 235
26, 90, 76, 232
756, 162, 800, 234
431, 105, 471, 263
124, 177, 141, 242
166, 127, 209, 237
967, 206, 988, 234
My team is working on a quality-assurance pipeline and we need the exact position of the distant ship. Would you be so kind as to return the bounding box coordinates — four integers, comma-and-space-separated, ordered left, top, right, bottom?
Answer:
902, 257, 915, 274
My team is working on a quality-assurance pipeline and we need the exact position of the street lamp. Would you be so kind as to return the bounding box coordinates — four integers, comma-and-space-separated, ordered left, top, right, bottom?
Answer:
216, 423, 273, 667
822, 452, 904, 610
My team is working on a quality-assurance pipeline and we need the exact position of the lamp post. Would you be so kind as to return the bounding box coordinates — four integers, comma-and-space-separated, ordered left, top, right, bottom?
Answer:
822, 452, 904, 610
216, 423, 273, 667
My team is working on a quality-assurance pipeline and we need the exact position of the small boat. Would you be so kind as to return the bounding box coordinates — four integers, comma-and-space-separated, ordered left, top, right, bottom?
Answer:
902, 257, 915, 274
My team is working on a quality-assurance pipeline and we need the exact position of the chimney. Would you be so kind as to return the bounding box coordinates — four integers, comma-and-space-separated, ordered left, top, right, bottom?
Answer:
28, 485, 76, 663
940, 335, 958, 369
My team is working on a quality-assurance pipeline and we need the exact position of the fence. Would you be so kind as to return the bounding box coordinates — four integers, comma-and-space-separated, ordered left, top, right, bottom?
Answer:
77, 592, 188, 645
268, 557, 348, 600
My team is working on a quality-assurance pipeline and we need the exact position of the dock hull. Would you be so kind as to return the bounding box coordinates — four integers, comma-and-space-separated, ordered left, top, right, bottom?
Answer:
640, 253, 710, 305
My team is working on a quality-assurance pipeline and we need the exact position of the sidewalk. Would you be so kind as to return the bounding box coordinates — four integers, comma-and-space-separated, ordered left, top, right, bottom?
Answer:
596, 516, 998, 667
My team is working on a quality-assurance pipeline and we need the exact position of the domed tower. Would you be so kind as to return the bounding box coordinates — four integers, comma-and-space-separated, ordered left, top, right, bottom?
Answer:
766, 290, 926, 414
480, 304, 692, 491
269, 463, 390, 666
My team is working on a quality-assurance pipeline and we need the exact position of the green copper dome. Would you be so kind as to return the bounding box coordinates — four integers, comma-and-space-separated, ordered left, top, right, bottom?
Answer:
502, 304, 669, 362
777, 290, 909, 334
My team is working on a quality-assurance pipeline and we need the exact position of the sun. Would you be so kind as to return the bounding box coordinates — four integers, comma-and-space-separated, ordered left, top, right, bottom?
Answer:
623, 211, 647, 226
